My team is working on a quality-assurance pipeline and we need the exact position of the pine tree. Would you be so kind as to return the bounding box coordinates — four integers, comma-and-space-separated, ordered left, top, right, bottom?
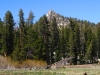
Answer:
0, 18, 4, 54
69, 19, 78, 64
96, 23, 100, 59
50, 17, 60, 62
85, 41, 93, 61
0, 21, 7, 56
59, 25, 67, 58
84, 26, 93, 62
64, 27, 70, 58
79, 23, 85, 63
3, 11, 15, 56
0, 19, 2, 48
27, 10, 34, 25
19, 9, 27, 60
83, 21, 89, 56
25, 11, 35, 59
68, 30, 75, 57
38, 15, 50, 65
91, 33, 97, 62
12, 27, 20, 60
74, 23, 80, 64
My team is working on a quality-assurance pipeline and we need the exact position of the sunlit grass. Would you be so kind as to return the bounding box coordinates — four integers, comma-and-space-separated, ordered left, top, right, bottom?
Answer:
0, 70, 65, 75
0, 67, 100, 75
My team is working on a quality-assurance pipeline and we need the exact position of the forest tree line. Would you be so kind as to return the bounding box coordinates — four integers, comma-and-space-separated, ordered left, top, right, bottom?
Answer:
0, 9, 100, 65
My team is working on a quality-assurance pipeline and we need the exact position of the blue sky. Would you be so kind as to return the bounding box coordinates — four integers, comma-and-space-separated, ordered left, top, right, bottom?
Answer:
0, 0, 100, 24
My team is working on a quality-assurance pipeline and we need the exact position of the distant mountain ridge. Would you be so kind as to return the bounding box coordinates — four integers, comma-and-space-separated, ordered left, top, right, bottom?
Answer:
46, 10, 70, 26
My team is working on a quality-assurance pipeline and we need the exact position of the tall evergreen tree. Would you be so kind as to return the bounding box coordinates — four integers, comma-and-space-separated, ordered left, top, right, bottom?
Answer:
0, 18, 2, 48
85, 41, 93, 61
84, 26, 93, 63
68, 30, 75, 57
0, 18, 4, 54
25, 11, 35, 59
50, 17, 60, 62
38, 15, 50, 65
64, 27, 70, 58
74, 24, 80, 64
96, 23, 100, 59
68, 19, 77, 64
3, 11, 15, 56
59, 25, 66, 58
12, 27, 20, 60
19, 9, 27, 60
91, 33, 97, 62
27, 10, 34, 25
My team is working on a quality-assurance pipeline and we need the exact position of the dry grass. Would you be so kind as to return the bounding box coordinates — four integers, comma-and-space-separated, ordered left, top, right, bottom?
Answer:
0, 56, 8, 69
10, 60, 47, 69
0, 55, 47, 69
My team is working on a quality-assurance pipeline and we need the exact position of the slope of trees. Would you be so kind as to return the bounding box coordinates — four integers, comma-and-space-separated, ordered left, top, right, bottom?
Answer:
0, 9, 100, 65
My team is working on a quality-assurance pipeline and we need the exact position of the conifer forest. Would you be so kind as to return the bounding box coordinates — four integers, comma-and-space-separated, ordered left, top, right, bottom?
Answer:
0, 9, 100, 65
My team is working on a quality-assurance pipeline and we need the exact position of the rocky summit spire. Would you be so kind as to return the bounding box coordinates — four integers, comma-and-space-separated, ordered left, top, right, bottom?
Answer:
46, 10, 57, 20
46, 10, 70, 26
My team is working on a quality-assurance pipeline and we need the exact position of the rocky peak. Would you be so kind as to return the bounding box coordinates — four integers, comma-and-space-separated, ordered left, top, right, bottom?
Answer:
46, 10, 70, 26
46, 10, 57, 20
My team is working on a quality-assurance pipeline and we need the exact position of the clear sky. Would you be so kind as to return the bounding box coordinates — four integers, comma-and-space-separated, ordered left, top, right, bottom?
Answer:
0, 0, 100, 24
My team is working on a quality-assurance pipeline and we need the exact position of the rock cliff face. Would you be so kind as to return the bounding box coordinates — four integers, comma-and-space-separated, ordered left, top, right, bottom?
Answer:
46, 10, 70, 26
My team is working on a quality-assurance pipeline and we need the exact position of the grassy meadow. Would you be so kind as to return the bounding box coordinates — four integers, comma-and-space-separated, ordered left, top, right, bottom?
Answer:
0, 56, 100, 75
0, 65, 100, 75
